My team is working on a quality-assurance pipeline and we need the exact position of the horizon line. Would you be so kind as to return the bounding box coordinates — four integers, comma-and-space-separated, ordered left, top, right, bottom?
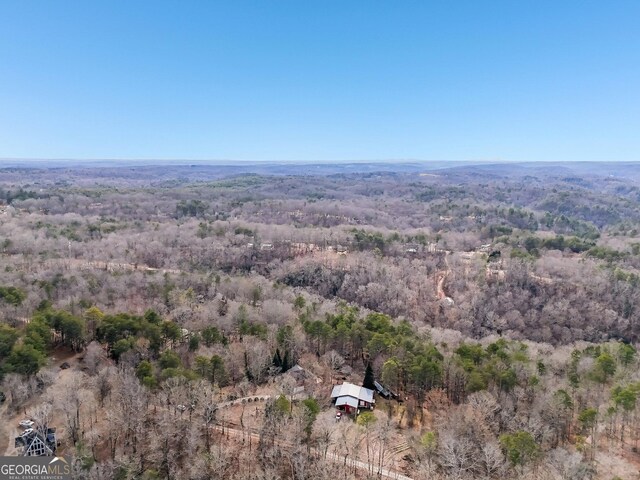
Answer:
1, 157, 639, 166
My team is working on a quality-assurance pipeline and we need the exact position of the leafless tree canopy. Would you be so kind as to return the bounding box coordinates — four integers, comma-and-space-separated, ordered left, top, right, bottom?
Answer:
1, 162, 640, 479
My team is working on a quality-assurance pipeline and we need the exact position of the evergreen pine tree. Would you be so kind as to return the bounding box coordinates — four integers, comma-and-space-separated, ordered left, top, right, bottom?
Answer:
363, 363, 375, 390
273, 348, 283, 369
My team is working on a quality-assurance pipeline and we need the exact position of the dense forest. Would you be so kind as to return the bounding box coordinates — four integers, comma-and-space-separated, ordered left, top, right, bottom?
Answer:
1, 162, 640, 479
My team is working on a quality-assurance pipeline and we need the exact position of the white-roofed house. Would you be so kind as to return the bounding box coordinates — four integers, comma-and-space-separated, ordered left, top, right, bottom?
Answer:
330, 382, 375, 414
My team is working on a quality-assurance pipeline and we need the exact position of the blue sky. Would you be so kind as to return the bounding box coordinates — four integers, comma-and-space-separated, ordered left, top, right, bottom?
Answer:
1, 1, 639, 162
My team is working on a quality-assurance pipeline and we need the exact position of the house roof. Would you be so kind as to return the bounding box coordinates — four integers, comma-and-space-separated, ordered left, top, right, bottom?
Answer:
15, 430, 55, 456
335, 396, 359, 409
373, 381, 389, 394
331, 382, 374, 403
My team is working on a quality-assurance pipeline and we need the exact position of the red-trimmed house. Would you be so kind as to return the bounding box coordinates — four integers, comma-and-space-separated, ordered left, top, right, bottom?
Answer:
331, 382, 375, 414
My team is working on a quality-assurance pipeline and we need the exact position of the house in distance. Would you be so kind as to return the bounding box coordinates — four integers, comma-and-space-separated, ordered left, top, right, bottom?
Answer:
330, 382, 375, 414
14, 427, 57, 456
